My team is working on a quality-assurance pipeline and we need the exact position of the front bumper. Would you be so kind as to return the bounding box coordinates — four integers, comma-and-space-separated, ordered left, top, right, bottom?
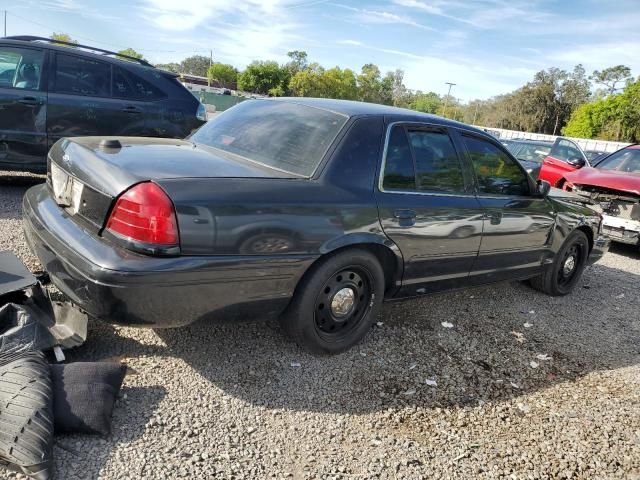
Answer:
588, 234, 610, 265
602, 214, 640, 246
23, 184, 315, 327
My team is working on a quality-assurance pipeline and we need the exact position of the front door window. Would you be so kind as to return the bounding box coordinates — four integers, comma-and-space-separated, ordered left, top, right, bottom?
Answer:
0, 47, 45, 91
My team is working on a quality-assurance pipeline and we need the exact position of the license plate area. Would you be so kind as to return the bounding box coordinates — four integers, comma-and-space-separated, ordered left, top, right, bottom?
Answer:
51, 163, 84, 215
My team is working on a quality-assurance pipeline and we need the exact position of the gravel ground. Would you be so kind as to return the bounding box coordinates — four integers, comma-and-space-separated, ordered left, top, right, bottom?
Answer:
1, 172, 639, 480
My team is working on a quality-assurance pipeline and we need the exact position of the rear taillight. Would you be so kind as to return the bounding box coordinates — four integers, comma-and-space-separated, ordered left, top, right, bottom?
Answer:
105, 182, 179, 254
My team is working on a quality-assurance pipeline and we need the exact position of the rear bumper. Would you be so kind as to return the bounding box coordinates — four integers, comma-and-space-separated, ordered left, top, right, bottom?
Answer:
23, 184, 315, 327
588, 234, 610, 265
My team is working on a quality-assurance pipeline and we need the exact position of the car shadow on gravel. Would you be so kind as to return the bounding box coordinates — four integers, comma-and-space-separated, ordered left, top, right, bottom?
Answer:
0, 173, 45, 188
147, 262, 640, 415
608, 242, 640, 259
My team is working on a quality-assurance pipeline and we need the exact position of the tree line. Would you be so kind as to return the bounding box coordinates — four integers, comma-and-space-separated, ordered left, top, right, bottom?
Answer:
49, 33, 640, 142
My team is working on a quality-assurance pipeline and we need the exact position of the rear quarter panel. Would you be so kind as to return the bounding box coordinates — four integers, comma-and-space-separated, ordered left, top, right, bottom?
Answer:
156, 116, 393, 256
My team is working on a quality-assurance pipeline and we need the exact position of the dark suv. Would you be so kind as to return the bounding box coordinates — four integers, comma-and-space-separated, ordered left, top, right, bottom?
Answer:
0, 36, 206, 172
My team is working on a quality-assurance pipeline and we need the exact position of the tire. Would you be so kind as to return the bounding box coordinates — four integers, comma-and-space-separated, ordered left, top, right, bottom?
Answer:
280, 249, 385, 354
0, 351, 53, 480
529, 230, 589, 296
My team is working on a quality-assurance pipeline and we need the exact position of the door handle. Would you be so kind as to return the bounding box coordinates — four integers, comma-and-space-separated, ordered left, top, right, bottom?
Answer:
394, 209, 416, 220
122, 106, 142, 114
483, 211, 503, 225
18, 96, 42, 106
393, 209, 416, 227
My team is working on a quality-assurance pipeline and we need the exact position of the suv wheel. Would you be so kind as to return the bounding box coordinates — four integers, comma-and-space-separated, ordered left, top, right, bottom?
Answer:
281, 249, 384, 354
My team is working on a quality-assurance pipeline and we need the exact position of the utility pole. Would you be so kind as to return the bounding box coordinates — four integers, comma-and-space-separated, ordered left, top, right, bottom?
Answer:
441, 82, 456, 117
208, 49, 213, 87
4, 11, 7, 37
452, 98, 460, 120
472, 102, 480, 125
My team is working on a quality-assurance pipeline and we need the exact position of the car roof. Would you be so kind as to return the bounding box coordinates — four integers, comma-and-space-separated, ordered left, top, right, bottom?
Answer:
273, 97, 489, 136
0, 37, 161, 73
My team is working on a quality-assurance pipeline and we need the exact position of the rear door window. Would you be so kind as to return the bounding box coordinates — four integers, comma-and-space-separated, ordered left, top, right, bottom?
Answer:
54, 53, 111, 97
0, 46, 45, 91
407, 128, 465, 193
382, 126, 416, 190
382, 125, 465, 193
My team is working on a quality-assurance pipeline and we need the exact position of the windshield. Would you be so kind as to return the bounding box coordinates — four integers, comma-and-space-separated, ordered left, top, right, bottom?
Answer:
596, 148, 640, 173
191, 100, 348, 177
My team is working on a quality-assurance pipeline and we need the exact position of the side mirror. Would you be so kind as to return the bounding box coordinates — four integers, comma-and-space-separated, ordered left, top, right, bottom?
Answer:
536, 179, 551, 197
567, 157, 586, 168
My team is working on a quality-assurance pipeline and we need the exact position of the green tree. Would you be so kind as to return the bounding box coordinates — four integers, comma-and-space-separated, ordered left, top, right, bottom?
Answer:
410, 92, 441, 114
323, 67, 358, 99
289, 64, 358, 100
289, 64, 324, 97
117, 48, 145, 62
179, 55, 211, 77
286, 50, 308, 75
155, 62, 180, 73
562, 102, 598, 138
590, 65, 632, 95
237, 61, 290, 95
207, 62, 238, 89
357, 64, 394, 105
50, 32, 77, 46
563, 78, 640, 142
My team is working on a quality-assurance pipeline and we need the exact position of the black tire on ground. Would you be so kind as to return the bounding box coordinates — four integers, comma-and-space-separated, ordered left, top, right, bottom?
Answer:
280, 249, 385, 355
529, 230, 590, 296
0, 351, 53, 480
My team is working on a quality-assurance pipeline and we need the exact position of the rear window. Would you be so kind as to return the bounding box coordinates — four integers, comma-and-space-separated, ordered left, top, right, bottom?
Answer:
113, 67, 166, 100
190, 100, 348, 176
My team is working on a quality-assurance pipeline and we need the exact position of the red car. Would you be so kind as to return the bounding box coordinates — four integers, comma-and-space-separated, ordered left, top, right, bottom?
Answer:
538, 137, 590, 186
561, 145, 640, 247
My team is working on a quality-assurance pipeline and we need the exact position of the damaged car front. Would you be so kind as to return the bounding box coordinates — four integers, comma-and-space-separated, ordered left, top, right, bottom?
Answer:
562, 145, 640, 248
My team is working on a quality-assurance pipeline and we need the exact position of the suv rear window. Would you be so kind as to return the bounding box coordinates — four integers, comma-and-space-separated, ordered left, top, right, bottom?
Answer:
190, 100, 348, 177
113, 67, 166, 100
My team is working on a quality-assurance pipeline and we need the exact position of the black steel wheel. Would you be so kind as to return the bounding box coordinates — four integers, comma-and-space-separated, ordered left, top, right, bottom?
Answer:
529, 230, 589, 296
281, 249, 385, 354
556, 242, 582, 288
314, 267, 373, 342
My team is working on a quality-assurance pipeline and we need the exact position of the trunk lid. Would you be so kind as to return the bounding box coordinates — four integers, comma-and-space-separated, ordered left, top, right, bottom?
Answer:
51, 136, 297, 197
47, 137, 297, 234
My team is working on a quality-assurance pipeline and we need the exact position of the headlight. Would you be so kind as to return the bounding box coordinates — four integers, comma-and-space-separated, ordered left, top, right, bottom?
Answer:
196, 103, 207, 121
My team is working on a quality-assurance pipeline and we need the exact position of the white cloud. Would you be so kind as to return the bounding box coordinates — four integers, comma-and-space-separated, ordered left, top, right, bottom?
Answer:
337, 39, 364, 46
548, 41, 640, 75
401, 54, 534, 100
331, 3, 434, 30
141, 0, 305, 65
391, 0, 552, 29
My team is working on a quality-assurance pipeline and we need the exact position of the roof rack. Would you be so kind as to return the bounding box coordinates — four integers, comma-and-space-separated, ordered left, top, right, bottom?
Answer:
2, 35, 154, 67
